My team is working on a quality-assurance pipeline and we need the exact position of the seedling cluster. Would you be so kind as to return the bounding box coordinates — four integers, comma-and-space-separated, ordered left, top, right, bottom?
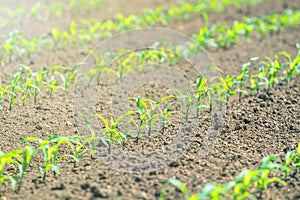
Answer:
0, 64, 79, 110
0, 0, 300, 198
1, 3, 299, 65
1, 47, 299, 192
0, 0, 106, 29
160, 143, 300, 200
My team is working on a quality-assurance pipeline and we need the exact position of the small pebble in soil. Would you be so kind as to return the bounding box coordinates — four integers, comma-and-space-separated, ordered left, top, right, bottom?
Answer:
80, 183, 89, 190
36, 124, 42, 130
51, 183, 66, 190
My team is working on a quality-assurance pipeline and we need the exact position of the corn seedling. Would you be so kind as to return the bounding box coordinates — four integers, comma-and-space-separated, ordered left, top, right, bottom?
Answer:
66, 135, 104, 166
194, 75, 209, 117
81, 49, 107, 86
205, 82, 224, 114
235, 57, 258, 101
196, 183, 229, 200
9, 146, 37, 192
58, 63, 80, 93
104, 50, 138, 79
230, 169, 258, 200
281, 44, 300, 83
216, 75, 239, 105
8, 66, 28, 110
0, 84, 10, 107
254, 155, 286, 193
261, 55, 284, 91
160, 102, 176, 132
284, 143, 300, 179
160, 178, 189, 200
42, 76, 59, 98
81, 115, 98, 158
129, 97, 150, 141
249, 65, 268, 94
22, 136, 76, 182
29, 70, 49, 104
95, 111, 134, 153
0, 149, 23, 188
173, 87, 196, 121
21, 69, 34, 106
146, 95, 174, 136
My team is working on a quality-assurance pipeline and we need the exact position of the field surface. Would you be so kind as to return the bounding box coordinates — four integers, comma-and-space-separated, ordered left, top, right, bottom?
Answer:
0, 0, 299, 200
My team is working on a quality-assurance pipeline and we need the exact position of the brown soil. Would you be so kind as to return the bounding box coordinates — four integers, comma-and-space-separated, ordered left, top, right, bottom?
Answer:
0, 0, 299, 200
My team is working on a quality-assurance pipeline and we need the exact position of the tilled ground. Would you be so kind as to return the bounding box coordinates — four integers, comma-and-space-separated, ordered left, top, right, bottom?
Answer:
0, 0, 300, 199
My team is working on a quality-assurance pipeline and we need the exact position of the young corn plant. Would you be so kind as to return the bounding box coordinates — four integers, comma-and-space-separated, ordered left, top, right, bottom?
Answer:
206, 82, 223, 113
145, 95, 175, 136
0, 149, 23, 188
283, 143, 300, 179
173, 87, 196, 121
58, 63, 80, 93
42, 76, 59, 98
261, 54, 284, 91
235, 57, 258, 101
249, 65, 269, 94
21, 69, 33, 106
194, 75, 209, 118
0, 84, 10, 107
160, 178, 230, 200
160, 178, 190, 200
30, 70, 49, 104
160, 102, 176, 132
129, 97, 150, 142
9, 146, 37, 192
22, 136, 76, 182
104, 50, 138, 80
41, 65, 66, 98
254, 155, 286, 194
281, 44, 300, 83
81, 115, 99, 159
216, 75, 239, 105
229, 169, 258, 200
8, 66, 28, 110
196, 183, 229, 200
66, 135, 105, 166
81, 49, 107, 86
95, 111, 134, 153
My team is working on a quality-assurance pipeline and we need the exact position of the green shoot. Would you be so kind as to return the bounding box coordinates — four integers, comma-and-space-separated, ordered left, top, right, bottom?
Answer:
216, 75, 239, 105
0, 149, 23, 188
58, 63, 79, 93
9, 146, 37, 192
42, 76, 59, 98
129, 96, 149, 142
194, 75, 209, 117
160, 102, 176, 132
0, 84, 10, 107
160, 178, 189, 200
66, 135, 103, 166
103, 51, 138, 79
236, 57, 258, 101
284, 143, 300, 179
8, 66, 28, 110
146, 95, 174, 136
197, 183, 228, 200
173, 87, 196, 121
261, 55, 283, 91
30, 70, 49, 104
95, 111, 134, 153
254, 155, 286, 193
249, 65, 268, 94
22, 136, 75, 182
231, 169, 258, 200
